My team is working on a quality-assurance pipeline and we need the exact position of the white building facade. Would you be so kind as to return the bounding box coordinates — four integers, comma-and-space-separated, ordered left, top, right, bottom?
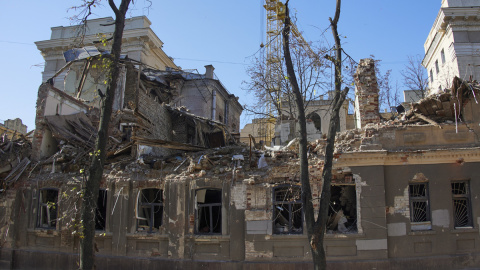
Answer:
422, 0, 480, 94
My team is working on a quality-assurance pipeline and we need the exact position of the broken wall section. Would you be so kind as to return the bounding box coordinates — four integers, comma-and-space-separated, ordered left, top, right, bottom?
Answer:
135, 88, 175, 157
354, 58, 380, 129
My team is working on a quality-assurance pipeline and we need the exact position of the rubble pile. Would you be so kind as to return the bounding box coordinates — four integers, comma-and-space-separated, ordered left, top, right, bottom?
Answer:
0, 134, 31, 191
403, 77, 480, 125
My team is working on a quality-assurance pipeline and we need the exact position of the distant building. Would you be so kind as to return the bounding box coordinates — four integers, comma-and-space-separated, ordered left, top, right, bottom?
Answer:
422, 0, 480, 94
0, 118, 27, 140
35, 16, 178, 92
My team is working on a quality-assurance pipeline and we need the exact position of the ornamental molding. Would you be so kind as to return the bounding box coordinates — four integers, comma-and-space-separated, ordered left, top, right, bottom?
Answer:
334, 148, 480, 167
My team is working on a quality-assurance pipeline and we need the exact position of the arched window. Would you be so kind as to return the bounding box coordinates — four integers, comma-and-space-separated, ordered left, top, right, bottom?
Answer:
307, 112, 321, 132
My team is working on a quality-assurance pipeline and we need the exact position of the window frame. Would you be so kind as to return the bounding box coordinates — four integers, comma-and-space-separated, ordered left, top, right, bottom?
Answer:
272, 185, 303, 235
95, 189, 108, 231
136, 188, 164, 233
36, 188, 59, 230
408, 182, 431, 230
440, 49, 446, 64
327, 184, 358, 234
451, 181, 473, 228
195, 188, 222, 235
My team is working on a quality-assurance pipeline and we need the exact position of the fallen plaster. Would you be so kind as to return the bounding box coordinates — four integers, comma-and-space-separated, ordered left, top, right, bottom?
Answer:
387, 222, 407, 236
432, 209, 450, 228
391, 186, 410, 219
245, 241, 273, 259
231, 184, 246, 209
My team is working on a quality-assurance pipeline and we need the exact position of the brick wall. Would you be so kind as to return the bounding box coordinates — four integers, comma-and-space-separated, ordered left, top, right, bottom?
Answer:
354, 58, 380, 128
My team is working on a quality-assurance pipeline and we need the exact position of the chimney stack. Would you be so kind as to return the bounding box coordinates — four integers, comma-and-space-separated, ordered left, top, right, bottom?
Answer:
205, 65, 215, 79
354, 58, 380, 129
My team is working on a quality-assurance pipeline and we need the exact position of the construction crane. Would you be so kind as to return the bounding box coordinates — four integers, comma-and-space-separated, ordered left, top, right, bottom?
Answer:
257, 0, 317, 146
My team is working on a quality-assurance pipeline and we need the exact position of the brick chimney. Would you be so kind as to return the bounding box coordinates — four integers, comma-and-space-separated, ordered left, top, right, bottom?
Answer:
354, 58, 380, 129
205, 65, 215, 79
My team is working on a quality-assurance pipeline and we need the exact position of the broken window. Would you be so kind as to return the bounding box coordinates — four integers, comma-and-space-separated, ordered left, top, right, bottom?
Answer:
37, 189, 59, 229
95, 189, 107, 231
136, 188, 163, 233
327, 185, 357, 234
196, 188, 222, 234
409, 183, 431, 230
273, 185, 303, 234
451, 181, 473, 228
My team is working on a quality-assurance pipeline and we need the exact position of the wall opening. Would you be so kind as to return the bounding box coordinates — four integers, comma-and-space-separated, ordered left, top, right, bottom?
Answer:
136, 188, 163, 233
327, 184, 357, 233
196, 188, 222, 234
95, 189, 108, 231
273, 185, 303, 234
306, 112, 321, 132
37, 189, 59, 229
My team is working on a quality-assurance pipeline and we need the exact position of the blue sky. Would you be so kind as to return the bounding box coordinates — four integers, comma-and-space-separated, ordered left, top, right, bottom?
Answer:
0, 0, 440, 131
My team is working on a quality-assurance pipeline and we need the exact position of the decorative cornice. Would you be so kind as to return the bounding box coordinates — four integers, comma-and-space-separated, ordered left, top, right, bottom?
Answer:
334, 148, 480, 167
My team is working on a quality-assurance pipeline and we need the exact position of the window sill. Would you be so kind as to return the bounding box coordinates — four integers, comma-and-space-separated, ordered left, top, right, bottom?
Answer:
95, 231, 112, 237
451, 227, 476, 234
325, 232, 365, 239
271, 233, 306, 239
188, 235, 230, 242
28, 228, 59, 236
126, 233, 168, 240
411, 222, 432, 231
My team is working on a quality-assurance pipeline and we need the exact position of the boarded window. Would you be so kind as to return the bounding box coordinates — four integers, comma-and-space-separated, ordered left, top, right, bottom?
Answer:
37, 189, 59, 229
137, 189, 163, 233
95, 189, 108, 231
327, 185, 357, 233
196, 189, 222, 234
273, 185, 303, 234
452, 181, 473, 228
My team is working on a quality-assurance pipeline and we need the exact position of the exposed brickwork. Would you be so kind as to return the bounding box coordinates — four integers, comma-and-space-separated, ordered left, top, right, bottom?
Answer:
354, 58, 380, 128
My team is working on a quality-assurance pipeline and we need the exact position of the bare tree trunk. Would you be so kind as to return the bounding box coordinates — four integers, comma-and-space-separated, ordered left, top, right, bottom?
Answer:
282, 0, 317, 266
79, 1, 131, 269
283, 1, 348, 269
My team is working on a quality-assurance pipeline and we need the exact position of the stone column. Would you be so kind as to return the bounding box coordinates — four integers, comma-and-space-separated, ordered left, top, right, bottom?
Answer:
354, 58, 380, 129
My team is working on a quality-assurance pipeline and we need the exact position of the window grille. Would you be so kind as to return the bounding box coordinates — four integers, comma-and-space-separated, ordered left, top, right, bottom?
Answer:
409, 183, 430, 223
451, 181, 473, 228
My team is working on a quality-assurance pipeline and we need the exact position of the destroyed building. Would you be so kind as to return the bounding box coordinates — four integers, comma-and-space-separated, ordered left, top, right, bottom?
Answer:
2, 12, 480, 270
0, 118, 28, 141
2, 51, 480, 269
240, 91, 350, 146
